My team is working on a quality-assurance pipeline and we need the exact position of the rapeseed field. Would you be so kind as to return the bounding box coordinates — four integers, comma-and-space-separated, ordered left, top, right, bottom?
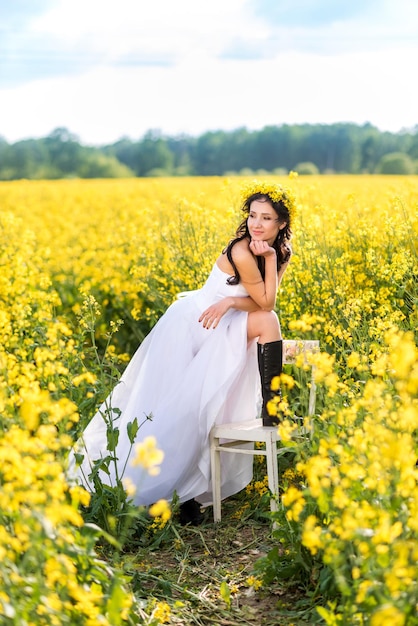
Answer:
0, 175, 417, 625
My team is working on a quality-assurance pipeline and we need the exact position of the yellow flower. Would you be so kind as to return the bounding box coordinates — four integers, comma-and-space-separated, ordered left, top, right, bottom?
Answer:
278, 419, 297, 443
282, 486, 306, 521
20, 398, 41, 431
246, 575, 263, 590
149, 499, 171, 522
131, 436, 164, 475
282, 486, 303, 507
71, 372, 97, 387
347, 352, 361, 369
370, 604, 406, 626
69, 484, 91, 508
279, 373, 295, 389
151, 601, 171, 624
122, 476, 137, 498
302, 515, 323, 555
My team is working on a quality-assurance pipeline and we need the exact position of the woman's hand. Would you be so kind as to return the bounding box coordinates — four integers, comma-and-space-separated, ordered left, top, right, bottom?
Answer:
199, 297, 233, 329
249, 239, 276, 258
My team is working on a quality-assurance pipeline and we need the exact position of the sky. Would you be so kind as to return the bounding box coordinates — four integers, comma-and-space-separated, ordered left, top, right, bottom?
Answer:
0, 0, 417, 145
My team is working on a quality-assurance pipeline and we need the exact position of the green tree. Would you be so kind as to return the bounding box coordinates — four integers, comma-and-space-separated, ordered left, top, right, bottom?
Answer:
376, 152, 415, 174
296, 124, 361, 173
167, 135, 195, 175
1, 123, 416, 179
137, 130, 174, 176
407, 127, 418, 159
8, 139, 51, 179
252, 126, 285, 171
107, 137, 142, 174
360, 127, 380, 172
42, 127, 83, 177
220, 127, 254, 174
0, 137, 13, 179
193, 131, 229, 175
77, 152, 134, 178
295, 161, 320, 175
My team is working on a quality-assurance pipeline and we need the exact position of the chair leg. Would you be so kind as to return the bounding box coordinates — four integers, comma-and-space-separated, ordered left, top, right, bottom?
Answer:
265, 431, 279, 513
210, 433, 222, 522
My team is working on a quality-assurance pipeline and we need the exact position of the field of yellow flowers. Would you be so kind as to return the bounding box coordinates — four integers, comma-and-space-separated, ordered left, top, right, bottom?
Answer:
0, 175, 417, 625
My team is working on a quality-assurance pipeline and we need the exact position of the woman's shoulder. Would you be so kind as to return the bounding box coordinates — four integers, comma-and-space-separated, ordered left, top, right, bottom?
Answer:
217, 238, 254, 275
231, 239, 259, 272
230, 238, 251, 260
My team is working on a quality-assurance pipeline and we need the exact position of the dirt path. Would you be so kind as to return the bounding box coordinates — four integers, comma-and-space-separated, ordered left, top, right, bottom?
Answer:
127, 502, 315, 625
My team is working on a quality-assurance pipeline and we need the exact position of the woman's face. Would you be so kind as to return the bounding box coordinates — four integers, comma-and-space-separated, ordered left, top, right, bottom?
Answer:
247, 199, 285, 245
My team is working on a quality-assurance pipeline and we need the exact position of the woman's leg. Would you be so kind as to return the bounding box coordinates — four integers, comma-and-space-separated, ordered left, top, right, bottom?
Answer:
247, 310, 283, 426
247, 310, 281, 344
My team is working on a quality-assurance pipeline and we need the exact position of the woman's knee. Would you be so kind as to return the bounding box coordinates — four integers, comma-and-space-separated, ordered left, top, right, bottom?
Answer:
247, 310, 281, 342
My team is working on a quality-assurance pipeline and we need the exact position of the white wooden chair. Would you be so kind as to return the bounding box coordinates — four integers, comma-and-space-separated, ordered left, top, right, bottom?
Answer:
209, 339, 320, 522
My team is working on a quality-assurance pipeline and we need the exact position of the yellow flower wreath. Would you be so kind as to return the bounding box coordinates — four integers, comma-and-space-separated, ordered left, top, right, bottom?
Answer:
240, 179, 297, 222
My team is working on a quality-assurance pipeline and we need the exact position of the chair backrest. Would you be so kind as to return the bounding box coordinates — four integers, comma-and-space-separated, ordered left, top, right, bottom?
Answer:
282, 340, 319, 417
283, 339, 319, 364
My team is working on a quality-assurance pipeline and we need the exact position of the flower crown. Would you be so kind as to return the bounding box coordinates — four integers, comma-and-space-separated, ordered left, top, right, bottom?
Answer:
240, 180, 297, 222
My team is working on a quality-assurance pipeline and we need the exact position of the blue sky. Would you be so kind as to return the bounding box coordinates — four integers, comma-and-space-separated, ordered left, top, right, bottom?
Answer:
0, 0, 417, 144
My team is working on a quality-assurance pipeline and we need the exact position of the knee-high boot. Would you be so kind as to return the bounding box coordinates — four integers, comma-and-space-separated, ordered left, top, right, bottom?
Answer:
257, 340, 283, 426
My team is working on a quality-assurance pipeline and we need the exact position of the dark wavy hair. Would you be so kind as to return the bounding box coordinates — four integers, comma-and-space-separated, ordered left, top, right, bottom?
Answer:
224, 192, 292, 285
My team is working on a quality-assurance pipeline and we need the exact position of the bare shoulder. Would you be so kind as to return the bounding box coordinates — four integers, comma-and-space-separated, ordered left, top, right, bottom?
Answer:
216, 239, 252, 274
217, 239, 259, 279
230, 238, 252, 263
231, 239, 260, 279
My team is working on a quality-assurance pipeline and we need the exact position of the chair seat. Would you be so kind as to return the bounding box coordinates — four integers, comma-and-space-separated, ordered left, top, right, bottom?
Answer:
212, 418, 279, 442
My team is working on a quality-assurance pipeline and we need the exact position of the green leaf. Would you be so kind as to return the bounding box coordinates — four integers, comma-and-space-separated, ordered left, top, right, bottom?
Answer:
105, 578, 127, 625
127, 417, 139, 444
106, 426, 119, 451
219, 581, 231, 608
74, 452, 85, 465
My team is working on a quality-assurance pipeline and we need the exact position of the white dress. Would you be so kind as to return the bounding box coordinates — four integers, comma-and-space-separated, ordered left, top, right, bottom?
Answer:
74, 262, 261, 506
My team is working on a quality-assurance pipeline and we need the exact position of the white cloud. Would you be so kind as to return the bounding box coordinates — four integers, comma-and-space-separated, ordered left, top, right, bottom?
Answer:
0, 0, 417, 142
29, 0, 254, 62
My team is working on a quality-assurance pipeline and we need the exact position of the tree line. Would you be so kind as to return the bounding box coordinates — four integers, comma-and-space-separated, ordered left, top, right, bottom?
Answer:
1, 123, 417, 180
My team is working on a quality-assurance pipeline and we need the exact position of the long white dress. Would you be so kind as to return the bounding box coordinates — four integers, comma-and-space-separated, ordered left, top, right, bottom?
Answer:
74, 262, 261, 506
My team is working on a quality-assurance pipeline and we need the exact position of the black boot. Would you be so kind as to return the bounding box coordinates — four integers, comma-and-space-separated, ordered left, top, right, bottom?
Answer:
257, 340, 283, 426
179, 499, 204, 526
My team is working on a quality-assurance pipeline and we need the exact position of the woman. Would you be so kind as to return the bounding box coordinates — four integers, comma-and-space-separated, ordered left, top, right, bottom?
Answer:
73, 180, 295, 525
